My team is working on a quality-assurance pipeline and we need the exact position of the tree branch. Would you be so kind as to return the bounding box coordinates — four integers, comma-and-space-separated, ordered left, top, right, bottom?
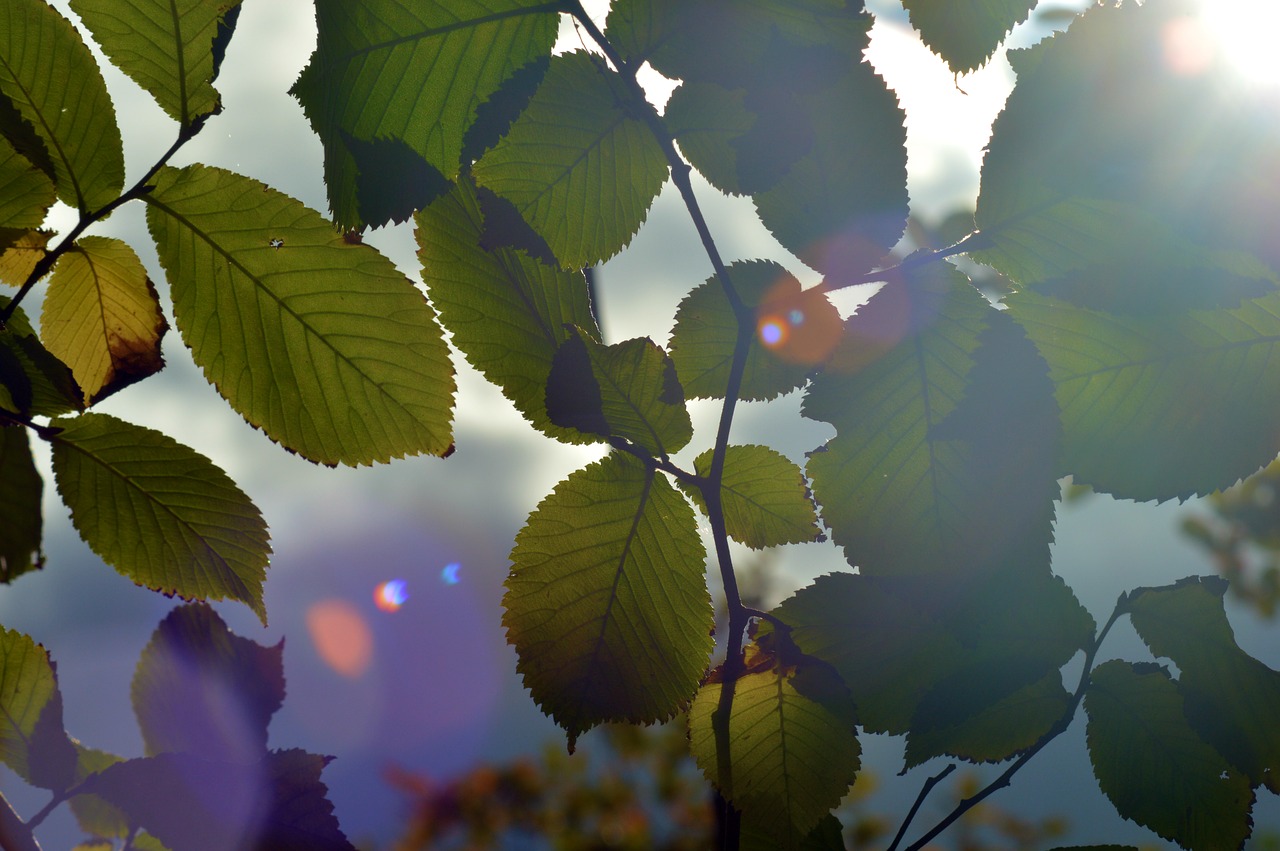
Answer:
887, 763, 955, 851
0, 790, 41, 851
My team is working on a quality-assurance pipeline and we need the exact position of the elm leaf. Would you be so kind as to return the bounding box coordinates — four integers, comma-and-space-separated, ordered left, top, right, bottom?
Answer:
679, 445, 821, 549
145, 164, 455, 466
0, 626, 77, 792
902, 0, 1036, 74
50, 412, 271, 621
0, 425, 41, 581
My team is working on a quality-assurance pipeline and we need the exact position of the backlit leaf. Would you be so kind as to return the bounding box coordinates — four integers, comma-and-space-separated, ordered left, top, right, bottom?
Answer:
0, 134, 54, 234
546, 328, 692, 457
679, 445, 821, 549
0, 0, 124, 212
290, 0, 558, 210
0, 229, 52, 287
669, 260, 842, 401
69, 0, 243, 126
902, 0, 1036, 74
1129, 576, 1280, 786
80, 749, 355, 851
804, 262, 1059, 577
663, 82, 754, 196
741, 813, 846, 851
68, 744, 130, 842
754, 62, 907, 279
1085, 660, 1254, 851
473, 51, 669, 269
689, 651, 860, 842
503, 453, 712, 746
145, 164, 455, 466
50, 412, 271, 621
414, 176, 598, 441
1009, 289, 1280, 500
42, 236, 166, 405
0, 626, 77, 791
132, 604, 285, 763
0, 425, 41, 581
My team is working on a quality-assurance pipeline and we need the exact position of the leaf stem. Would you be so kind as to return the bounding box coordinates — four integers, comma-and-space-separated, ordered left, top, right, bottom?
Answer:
887, 763, 955, 851
0, 114, 209, 328
815, 230, 993, 296
900, 595, 1128, 851
0, 409, 63, 441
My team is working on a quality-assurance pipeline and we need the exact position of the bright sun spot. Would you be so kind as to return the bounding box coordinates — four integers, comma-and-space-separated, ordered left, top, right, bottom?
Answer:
1199, 0, 1280, 86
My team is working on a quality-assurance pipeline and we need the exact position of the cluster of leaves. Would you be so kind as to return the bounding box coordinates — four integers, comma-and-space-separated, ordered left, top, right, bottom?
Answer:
2, 0, 1280, 849
0, 604, 353, 850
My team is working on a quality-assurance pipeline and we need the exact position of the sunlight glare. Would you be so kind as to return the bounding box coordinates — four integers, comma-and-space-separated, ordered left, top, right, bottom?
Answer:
374, 579, 409, 612
1199, 0, 1280, 86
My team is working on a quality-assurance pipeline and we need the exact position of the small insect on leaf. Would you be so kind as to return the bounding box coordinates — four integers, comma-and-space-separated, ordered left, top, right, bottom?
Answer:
269, 238, 284, 249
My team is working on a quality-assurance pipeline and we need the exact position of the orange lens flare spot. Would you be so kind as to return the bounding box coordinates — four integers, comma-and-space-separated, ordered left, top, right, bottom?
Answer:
374, 579, 409, 612
756, 281, 843, 366
306, 599, 373, 678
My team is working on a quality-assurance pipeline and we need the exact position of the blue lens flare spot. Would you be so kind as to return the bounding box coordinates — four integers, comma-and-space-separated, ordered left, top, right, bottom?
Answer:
441, 563, 462, 585
759, 318, 786, 347
374, 579, 409, 612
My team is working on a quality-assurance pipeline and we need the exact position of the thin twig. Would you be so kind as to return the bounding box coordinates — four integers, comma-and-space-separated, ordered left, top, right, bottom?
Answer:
815, 230, 993, 297
0, 790, 40, 851
901, 595, 1128, 851
0, 409, 63, 441
887, 763, 955, 851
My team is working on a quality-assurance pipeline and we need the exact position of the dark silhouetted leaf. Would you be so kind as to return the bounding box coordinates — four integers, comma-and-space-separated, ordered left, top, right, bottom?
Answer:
473, 51, 669, 269
0, 425, 41, 581
461, 56, 549, 164
132, 604, 285, 763
670, 260, 843, 401
50, 412, 271, 620
415, 177, 598, 442
145, 164, 455, 465
503, 453, 712, 747
69, 0, 244, 126
42, 236, 167, 405
1129, 576, 1280, 786
741, 813, 846, 851
0, 297, 82, 417
546, 328, 692, 456
679, 445, 821, 549
805, 262, 1059, 578
0, 626, 77, 791
339, 131, 450, 229
903, 0, 1036, 74
689, 649, 859, 843
0, 0, 124, 212
1085, 660, 1254, 851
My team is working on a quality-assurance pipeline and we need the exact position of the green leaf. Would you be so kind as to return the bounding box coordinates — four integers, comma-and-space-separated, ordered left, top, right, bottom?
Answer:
144, 163, 455, 466
975, 0, 1280, 287
664, 82, 755, 196
902, 0, 1036, 74
414, 176, 598, 441
688, 650, 860, 843
774, 568, 1092, 744
290, 0, 559, 198
669, 260, 843, 401
0, 425, 41, 581
68, 744, 131, 842
546, 328, 692, 456
0, 133, 54, 232
1129, 576, 1280, 786
0, 626, 77, 791
69, 0, 244, 127
42, 236, 167, 405
503, 453, 712, 747
132, 604, 285, 762
0, 296, 82, 417
1009, 289, 1280, 500
50, 412, 271, 621
754, 62, 907, 278
0, 0, 124, 212
741, 813, 846, 851
679, 445, 821, 549
80, 749, 355, 851
473, 51, 669, 269
804, 262, 1059, 577
1085, 660, 1254, 851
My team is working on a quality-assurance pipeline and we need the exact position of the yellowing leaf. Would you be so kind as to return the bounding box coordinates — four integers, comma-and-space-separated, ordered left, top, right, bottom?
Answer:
145, 164, 455, 466
0, 229, 52, 288
42, 236, 166, 405
0, 0, 124, 212
0, 626, 77, 792
689, 654, 860, 843
69, 0, 243, 127
503, 453, 712, 746
473, 51, 669, 268
50, 412, 271, 621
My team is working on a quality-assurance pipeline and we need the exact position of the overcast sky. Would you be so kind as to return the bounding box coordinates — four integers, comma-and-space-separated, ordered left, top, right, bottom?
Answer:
2, 0, 1277, 847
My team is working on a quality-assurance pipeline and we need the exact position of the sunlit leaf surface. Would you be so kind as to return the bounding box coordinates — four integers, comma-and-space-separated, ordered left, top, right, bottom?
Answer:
0, 626, 77, 792
679, 445, 821, 549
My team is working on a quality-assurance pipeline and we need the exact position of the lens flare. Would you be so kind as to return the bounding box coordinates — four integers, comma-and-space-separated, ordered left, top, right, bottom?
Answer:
306, 599, 373, 678
374, 579, 409, 612
441, 562, 461, 585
